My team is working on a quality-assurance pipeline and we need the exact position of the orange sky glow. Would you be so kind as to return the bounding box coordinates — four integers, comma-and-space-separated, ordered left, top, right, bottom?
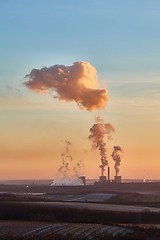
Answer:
1, 1, 160, 181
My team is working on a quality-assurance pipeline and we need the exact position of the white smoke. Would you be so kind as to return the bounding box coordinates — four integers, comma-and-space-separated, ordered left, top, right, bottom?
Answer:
88, 117, 115, 176
51, 140, 84, 186
111, 145, 123, 176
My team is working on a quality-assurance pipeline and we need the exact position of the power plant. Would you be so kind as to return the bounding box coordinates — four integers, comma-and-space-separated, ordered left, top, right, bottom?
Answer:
52, 138, 123, 187
51, 118, 123, 187
52, 163, 122, 186
94, 166, 122, 185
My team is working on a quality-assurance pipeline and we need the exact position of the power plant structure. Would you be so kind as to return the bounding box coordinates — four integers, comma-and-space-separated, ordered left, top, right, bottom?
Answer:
114, 176, 122, 183
99, 167, 111, 183
55, 164, 122, 186
79, 176, 86, 185
93, 166, 122, 185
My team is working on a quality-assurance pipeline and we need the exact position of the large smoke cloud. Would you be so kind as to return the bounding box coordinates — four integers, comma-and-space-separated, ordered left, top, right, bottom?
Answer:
88, 117, 115, 176
24, 61, 108, 111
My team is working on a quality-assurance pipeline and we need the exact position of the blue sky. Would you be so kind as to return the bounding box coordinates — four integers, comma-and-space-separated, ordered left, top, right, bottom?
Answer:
1, 0, 160, 77
0, 0, 160, 179
1, 0, 160, 108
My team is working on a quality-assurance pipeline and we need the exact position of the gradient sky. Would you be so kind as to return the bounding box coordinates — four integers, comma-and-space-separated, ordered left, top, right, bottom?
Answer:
0, 0, 160, 180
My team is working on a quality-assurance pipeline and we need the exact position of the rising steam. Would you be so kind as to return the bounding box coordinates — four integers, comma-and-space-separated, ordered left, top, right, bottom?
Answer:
52, 140, 83, 186
88, 117, 115, 176
111, 145, 123, 176
58, 140, 73, 180
24, 61, 108, 111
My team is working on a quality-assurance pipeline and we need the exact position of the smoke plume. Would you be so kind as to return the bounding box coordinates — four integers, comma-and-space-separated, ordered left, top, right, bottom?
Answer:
52, 140, 84, 186
88, 117, 115, 176
111, 145, 123, 176
73, 159, 83, 178
58, 140, 73, 180
24, 61, 108, 111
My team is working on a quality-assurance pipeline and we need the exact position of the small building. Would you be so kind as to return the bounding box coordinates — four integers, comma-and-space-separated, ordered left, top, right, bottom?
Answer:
99, 176, 107, 183
79, 176, 86, 185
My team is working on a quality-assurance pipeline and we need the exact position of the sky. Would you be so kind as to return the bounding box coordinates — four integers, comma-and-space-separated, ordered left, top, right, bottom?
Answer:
0, 0, 160, 180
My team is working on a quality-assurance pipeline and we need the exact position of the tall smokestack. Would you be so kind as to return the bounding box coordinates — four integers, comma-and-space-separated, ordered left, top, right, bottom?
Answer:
108, 166, 110, 181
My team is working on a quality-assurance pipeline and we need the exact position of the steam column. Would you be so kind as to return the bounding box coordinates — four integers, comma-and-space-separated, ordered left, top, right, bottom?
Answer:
99, 165, 107, 182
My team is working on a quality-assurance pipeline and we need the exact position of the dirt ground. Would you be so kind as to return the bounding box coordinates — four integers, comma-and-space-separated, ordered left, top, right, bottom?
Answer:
0, 220, 48, 237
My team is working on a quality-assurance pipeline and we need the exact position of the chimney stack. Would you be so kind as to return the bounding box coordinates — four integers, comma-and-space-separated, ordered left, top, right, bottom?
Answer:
108, 166, 110, 181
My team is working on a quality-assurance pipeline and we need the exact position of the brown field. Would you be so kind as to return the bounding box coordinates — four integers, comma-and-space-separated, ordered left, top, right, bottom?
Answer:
0, 221, 134, 240
0, 182, 160, 239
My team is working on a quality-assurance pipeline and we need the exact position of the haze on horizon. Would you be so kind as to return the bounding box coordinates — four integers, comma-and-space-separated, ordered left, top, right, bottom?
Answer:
0, 0, 160, 180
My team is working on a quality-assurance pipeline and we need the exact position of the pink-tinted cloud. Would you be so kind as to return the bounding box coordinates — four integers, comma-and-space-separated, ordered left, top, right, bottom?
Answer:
24, 61, 108, 111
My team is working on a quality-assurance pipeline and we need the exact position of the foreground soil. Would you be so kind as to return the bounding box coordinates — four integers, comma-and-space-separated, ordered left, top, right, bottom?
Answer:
1, 220, 160, 240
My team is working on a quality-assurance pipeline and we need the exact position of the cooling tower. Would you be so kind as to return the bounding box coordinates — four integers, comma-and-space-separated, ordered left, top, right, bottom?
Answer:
99, 176, 107, 183
114, 176, 121, 183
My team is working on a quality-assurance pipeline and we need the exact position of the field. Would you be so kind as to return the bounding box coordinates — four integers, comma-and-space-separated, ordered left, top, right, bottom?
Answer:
0, 182, 160, 239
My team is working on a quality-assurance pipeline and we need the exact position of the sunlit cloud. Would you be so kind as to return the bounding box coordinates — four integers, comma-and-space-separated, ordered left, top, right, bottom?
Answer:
24, 61, 108, 111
